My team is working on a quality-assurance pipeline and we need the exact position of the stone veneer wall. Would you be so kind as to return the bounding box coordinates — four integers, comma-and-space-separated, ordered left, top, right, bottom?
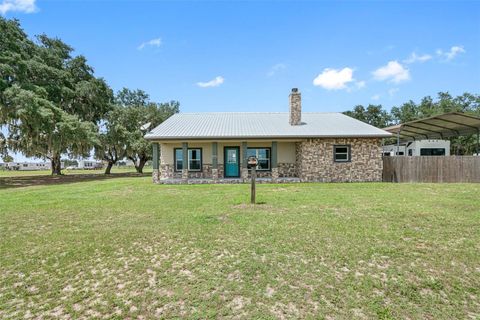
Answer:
241, 163, 298, 179
295, 138, 382, 182
158, 164, 225, 180
156, 162, 298, 181
154, 139, 381, 183
278, 163, 297, 178
186, 164, 212, 179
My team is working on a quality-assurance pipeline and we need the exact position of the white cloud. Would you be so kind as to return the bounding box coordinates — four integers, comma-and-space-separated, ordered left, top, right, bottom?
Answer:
404, 52, 432, 64
437, 46, 465, 61
313, 67, 355, 90
355, 80, 366, 89
372, 60, 410, 83
371, 94, 380, 101
196, 76, 224, 88
0, 0, 36, 15
137, 37, 162, 50
388, 88, 399, 96
267, 63, 286, 77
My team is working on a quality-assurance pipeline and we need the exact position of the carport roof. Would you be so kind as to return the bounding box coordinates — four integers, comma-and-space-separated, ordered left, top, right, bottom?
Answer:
383, 112, 480, 141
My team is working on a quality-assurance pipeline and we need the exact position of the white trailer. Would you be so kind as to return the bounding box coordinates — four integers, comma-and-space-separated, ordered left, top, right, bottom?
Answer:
383, 139, 450, 156
78, 160, 103, 170
5, 162, 52, 171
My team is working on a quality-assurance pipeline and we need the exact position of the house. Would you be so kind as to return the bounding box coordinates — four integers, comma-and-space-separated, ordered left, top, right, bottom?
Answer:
145, 88, 392, 183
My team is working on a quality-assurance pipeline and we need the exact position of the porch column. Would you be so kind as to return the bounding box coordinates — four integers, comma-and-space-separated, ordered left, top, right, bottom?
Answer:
271, 141, 279, 182
152, 142, 160, 183
241, 141, 248, 181
182, 142, 188, 182
211, 142, 218, 182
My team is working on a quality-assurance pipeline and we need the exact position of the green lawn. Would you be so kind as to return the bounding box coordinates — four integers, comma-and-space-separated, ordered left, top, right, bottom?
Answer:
0, 166, 151, 177
0, 178, 479, 319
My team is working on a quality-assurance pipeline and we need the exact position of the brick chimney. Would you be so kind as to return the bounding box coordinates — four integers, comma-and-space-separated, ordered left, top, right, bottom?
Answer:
289, 88, 301, 125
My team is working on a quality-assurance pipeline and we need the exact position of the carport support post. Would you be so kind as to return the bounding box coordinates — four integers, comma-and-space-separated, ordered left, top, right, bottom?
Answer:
182, 142, 188, 182
477, 130, 480, 155
271, 141, 278, 182
212, 142, 218, 182
241, 141, 248, 181
152, 143, 160, 184
396, 127, 401, 156
477, 129, 480, 156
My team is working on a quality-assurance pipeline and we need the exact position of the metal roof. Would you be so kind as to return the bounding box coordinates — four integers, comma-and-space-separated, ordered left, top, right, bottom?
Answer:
144, 112, 392, 140
383, 112, 480, 142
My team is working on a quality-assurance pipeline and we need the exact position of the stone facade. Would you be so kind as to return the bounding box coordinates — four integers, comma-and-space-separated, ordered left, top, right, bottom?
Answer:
289, 89, 301, 126
157, 163, 222, 181
152, 169, 160, 183
278, 163, 297, 178
295, 138, 383, 182
160, 164, 175, 180
186, 164, 213, 179
154, 138, 382, 183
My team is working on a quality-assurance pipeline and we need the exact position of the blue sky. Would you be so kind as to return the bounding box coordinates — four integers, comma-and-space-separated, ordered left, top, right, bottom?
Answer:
2, 0, 480, 161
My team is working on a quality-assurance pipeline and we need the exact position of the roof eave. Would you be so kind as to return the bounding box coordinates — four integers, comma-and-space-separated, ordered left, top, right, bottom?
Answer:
144, 134, 392, 141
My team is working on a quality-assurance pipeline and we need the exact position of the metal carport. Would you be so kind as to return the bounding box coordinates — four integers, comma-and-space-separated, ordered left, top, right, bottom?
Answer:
383, 112, 480, 153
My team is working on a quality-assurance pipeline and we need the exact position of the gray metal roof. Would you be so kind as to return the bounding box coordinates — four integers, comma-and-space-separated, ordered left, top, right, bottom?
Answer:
145, 112, 392, 140
383, 112, 480, 142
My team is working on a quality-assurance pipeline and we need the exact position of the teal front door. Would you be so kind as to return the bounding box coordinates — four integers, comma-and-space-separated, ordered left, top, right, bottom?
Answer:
224, 147, 240, 178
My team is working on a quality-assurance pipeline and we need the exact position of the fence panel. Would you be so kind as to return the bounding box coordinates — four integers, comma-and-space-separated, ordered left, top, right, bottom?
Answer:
382, 156, 480, 182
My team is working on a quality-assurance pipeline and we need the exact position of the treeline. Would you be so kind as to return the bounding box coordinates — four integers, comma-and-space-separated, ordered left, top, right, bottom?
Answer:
344, 92, 480, 155
0, 17, 179, 174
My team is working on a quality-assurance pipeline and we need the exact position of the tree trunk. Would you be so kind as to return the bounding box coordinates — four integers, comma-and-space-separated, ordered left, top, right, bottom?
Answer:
135, 158, 147, 174
51, 154, 62, 175
105, 161, 114, 174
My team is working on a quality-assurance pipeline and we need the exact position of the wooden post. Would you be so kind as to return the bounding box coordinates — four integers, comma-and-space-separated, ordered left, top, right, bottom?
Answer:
248, 156, 257, 204
251, 165, 256, 204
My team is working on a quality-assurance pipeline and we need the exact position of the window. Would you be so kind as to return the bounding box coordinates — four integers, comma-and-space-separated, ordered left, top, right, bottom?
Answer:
247, 148, 270, 170
334, 145, 351, 162
188, 149, 202, 171
174, 148, 202, 171
420, 148, 446, 156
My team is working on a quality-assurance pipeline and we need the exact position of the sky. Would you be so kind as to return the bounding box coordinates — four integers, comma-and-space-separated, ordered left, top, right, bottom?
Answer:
2, 0, 480, 161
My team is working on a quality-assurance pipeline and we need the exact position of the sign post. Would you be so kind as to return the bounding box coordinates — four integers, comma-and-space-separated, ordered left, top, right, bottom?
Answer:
248, 156, 258, 204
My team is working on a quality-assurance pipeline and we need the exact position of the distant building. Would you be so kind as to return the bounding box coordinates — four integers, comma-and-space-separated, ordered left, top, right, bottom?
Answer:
77, 160, 103, 170
4, 162, 56, 171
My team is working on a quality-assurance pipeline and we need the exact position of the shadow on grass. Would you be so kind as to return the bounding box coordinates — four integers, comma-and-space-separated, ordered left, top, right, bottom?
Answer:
0, 172, 149, 189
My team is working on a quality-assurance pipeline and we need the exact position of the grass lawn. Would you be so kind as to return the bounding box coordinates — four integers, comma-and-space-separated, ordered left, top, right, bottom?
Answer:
0, 178, 479, 319
0, 166, 151, 177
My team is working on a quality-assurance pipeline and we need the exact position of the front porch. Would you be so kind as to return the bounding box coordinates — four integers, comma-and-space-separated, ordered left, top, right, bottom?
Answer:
151, 140, 300, 184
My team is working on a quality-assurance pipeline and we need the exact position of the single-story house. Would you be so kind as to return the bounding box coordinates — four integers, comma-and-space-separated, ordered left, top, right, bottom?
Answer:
145, 88, 392, 183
